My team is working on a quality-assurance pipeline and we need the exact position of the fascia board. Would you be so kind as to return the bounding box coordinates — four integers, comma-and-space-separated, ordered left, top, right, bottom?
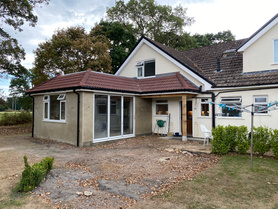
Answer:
238, 16, 278, 52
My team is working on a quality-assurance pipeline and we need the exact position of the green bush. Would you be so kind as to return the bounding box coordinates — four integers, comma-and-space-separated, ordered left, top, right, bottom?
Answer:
211, 125, 230, 154
15, 155, 54, 192
253, 126, 271, 156
224, 125, 238, 152
236, 126, 250, 154
0, 111, 32, 126
271, 129, 278, 158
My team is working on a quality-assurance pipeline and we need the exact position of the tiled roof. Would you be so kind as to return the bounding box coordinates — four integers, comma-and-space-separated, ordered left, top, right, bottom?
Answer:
144, 37, 278, 88
26, 69, 199, 94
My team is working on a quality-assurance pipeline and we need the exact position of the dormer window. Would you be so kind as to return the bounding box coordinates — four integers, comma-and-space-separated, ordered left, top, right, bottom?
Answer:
274, 39, 278, 63
136, 60, 155, 78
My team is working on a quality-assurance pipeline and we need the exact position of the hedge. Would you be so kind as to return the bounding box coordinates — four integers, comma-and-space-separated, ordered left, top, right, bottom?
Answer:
211, 125, 278, 157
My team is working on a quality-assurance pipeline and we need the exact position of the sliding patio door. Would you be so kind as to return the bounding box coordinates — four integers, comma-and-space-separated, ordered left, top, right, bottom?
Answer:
124, 97, 133, 135
94, 95, 108, 139
110, 96, 121, 137
94, 94, 134, 141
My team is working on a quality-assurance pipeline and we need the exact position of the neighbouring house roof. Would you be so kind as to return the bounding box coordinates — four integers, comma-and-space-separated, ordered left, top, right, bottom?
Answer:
144, 36, 278, 88
26, 69, 199, 94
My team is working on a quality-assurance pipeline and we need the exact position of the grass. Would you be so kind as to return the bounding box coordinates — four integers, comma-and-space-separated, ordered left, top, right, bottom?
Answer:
152, 154, 278, 208
0, 190, 29, 209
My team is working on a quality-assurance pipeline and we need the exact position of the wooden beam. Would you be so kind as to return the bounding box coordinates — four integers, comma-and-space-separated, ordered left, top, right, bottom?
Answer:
182, 95, 187, 141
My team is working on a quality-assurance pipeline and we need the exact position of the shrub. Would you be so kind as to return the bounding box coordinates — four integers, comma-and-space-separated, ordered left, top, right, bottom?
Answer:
224, 125, 238, 152
15, 155, 54, 192
0, 111, 32, 126
211, 125, 230, 154
236, 125, 250, 154
253, 126, 271, 156
271, 129, 278, 158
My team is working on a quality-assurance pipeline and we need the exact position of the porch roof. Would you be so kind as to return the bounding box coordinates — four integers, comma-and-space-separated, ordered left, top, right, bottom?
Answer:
26, 69, 199, 94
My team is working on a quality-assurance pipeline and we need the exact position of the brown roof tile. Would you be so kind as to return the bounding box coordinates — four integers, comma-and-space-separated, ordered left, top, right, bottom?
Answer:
26, 69, 199, 94
144, 37, 278, 88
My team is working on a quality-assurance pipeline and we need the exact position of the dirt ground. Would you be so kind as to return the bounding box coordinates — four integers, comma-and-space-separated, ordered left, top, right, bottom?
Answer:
0, 127, 219, 209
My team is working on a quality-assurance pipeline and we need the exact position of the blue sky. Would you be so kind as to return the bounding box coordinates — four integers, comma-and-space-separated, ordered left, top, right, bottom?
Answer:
1, 0, 277, 98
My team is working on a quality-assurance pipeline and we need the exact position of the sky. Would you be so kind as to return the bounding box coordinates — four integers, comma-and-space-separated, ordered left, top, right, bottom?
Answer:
1, 0, 277, 98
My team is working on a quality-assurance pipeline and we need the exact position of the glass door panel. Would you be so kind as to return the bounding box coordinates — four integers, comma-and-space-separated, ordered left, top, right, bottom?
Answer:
94, 95, 108, 139
110, 96, 121, 137
124, 97, 133, 135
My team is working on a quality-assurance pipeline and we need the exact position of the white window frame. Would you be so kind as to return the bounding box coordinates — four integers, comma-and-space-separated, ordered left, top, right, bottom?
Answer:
136, 60, 155, 78
200, 98, 209, 117
43, 95, 49, 120
43, 94, 66, 122
156, 100, 168, 115
254, 95, 269, 115
273, 39, 278, 63
220, 97, 242, 117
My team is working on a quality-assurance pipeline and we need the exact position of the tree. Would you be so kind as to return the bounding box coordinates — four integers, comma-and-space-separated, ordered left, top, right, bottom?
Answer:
106, 0, 194, 41
33, 26, 112, 85
193, 30, 235, 48
0, 0, 49, 76
0, 97, 8, 111
91, 21, 136, 74
9, 65, 32, 110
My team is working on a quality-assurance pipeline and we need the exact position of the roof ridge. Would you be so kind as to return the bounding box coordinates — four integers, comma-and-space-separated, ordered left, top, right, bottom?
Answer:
175, 72, 189, 89
79, 69, 92, 86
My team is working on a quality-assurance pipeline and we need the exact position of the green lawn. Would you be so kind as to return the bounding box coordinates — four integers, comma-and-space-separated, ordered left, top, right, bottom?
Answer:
149, 154, 278, 209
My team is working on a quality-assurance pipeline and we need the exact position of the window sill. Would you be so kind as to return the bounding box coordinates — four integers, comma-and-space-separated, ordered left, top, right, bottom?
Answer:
43, 119, 66, 123
154, 114, 168, 117
217, 117, 244, 120
198, 116, 211, 119
271, 62, 278, 65
254, 114, 270, 116
137, 76, 156, 79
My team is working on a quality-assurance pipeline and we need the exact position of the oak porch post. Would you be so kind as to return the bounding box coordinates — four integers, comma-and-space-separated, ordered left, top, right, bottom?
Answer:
182, 95, 187, 141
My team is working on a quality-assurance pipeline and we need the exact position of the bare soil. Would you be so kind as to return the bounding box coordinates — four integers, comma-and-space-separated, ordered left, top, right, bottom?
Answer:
0, 128, 218, 209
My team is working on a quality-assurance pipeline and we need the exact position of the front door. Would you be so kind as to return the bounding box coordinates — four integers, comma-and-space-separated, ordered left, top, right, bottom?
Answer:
179, 100, 193, 136
187, 101, 192, 136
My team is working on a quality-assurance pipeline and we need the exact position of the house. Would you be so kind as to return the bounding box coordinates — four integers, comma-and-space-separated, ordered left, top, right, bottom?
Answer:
27, 13, 278, 147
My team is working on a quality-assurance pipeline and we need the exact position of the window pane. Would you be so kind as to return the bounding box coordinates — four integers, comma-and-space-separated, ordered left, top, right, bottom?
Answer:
255, 104, 268, 114
144, 61, 155, 77
61, 102, 65, 120
274, 40, 278, 63
110, 96, 121, 137
156, 104, 168, 115
222, 104, 242, 117
124, 97, 133, 135
255, 97, 266, 103
44, 102, 48, 119
201, 104, 209, 116
50, 95, 60, 120
138, 67, 143, 77
95, 95, 108, 139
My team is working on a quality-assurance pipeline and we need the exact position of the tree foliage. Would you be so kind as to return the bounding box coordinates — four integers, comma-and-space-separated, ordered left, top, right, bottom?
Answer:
106, 0, 194, 41
106, 0, 235, 51
91, 21, 136, 74
0, 0, 49, 76
192, 30, 235, 48
9, 65, 32, 110
33, 26, 112, 85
